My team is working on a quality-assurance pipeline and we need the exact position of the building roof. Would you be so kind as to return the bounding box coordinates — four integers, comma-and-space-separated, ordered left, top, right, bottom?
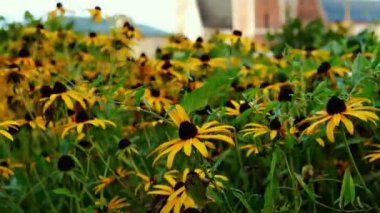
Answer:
321, 0, 380, 22
64, 17, 169, 36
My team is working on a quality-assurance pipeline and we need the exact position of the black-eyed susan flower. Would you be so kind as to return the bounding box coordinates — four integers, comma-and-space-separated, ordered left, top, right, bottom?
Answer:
364, 144, 380, 163
0, 159, 23, 179
57, 155, 75, 172
135, 172, 156, 193
306, 61, 349, 88
94, 196, 130, 212
0, 120, 20, 141
120, 21, 142, 40
224, 100, 251, 116
48, 2, 65, 19
188, 53, 227, 70
93, 167, 132, 194
17, 112, 46, 130
289, 48, 330, 61
89, 6, 102, 23
300, 96, 379, 142
151, 105, 234, 168
143, 88, 173, 113
148, 178, 195, 213
40, 82, 87, 113
83, 32, 107, 46
61, 110, 116, 138
240, 144, 259, 157
241, 117, 284, 140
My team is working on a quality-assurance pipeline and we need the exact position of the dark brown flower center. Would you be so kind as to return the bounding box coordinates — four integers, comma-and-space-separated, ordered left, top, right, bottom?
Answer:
18, 47, 30, 58
52, 82, 67, 94
200, 54, 210, 62
179, 121, 198, 140
89, 32, 97, 38
269, 118, 281, 130
150, 88, 161, 97
317, 61, 331, 74
57, 155, 75, 171
40, 85, 52, 98
174, 182, 185, 191
78, 140, 92, 149
239, 103, 250, 113
25, 112, 35, 121
0, 161, 9, 167
233, 30, 242, 36
118, 138, 131, 150
112, 39, 123, 50
75, 111, 90, 123
326, 96, 346, 115
161, 60, 172, 70
278, 85, 294, 102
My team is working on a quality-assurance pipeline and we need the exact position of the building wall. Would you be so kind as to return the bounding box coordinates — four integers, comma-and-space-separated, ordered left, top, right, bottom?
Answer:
255, 0, 283, 29
297, 0, 325, 22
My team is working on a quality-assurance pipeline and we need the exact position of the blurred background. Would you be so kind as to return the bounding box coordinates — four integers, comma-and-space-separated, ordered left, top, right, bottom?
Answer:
0, 0, 379, 55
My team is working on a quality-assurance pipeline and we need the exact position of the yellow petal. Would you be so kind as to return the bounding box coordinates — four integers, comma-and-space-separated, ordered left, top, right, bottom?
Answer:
326, 119, 336, 142
61, 94, 74, 110
341, 115, 354, 135
270, 130, 277, 140
183, 140, 192, 156
315, 138, 325, 147
193, 140, 209, 157
0, 130, 13, 141
167, 143, 184, 168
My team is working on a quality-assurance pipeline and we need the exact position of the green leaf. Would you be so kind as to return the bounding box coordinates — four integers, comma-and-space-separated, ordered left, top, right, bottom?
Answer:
263, 148, 279, 212
181, 69, 237, 113
133, 86, 146, 106
295, 173, 316, 201
351, 54, 368, 85
231, 189, 254, 213
53, 188, 76, 198
339, 168, 356, 208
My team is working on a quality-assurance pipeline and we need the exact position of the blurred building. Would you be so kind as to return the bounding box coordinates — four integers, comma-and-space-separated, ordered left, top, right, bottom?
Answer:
193, 0, 380, 39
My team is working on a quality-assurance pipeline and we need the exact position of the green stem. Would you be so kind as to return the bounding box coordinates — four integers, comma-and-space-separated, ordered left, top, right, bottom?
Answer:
342, 131, 380, 212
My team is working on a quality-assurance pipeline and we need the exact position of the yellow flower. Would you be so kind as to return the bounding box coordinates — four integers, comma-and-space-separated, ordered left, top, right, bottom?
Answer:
305, 61, 350, 88
151, 105, 234, 168
135, 172, 155, 193
300, 96, 379, 142
143, 88, 173, 113
240, 144, 259, 157
82, 32, 107, 46
0, 159, 23, 179
241, 117, 284, 140
364, 144, 380, 163
93, 167, 132, 194
0, 120, 20, 141
48, 2, 65, 19
148, 180, 195, 213
224, 100, 251, 116
188, 53, 227, 70
17, 113, 46, 130
289, 49, 330, 61
95, 196, 130, 212
40, 82, 87, 113
93, 176, 116, 194
61, 111, 116, 138
88, 6, 102, 23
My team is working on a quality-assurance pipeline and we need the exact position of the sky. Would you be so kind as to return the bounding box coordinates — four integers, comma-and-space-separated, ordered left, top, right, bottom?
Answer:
0, 0, 177, 32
